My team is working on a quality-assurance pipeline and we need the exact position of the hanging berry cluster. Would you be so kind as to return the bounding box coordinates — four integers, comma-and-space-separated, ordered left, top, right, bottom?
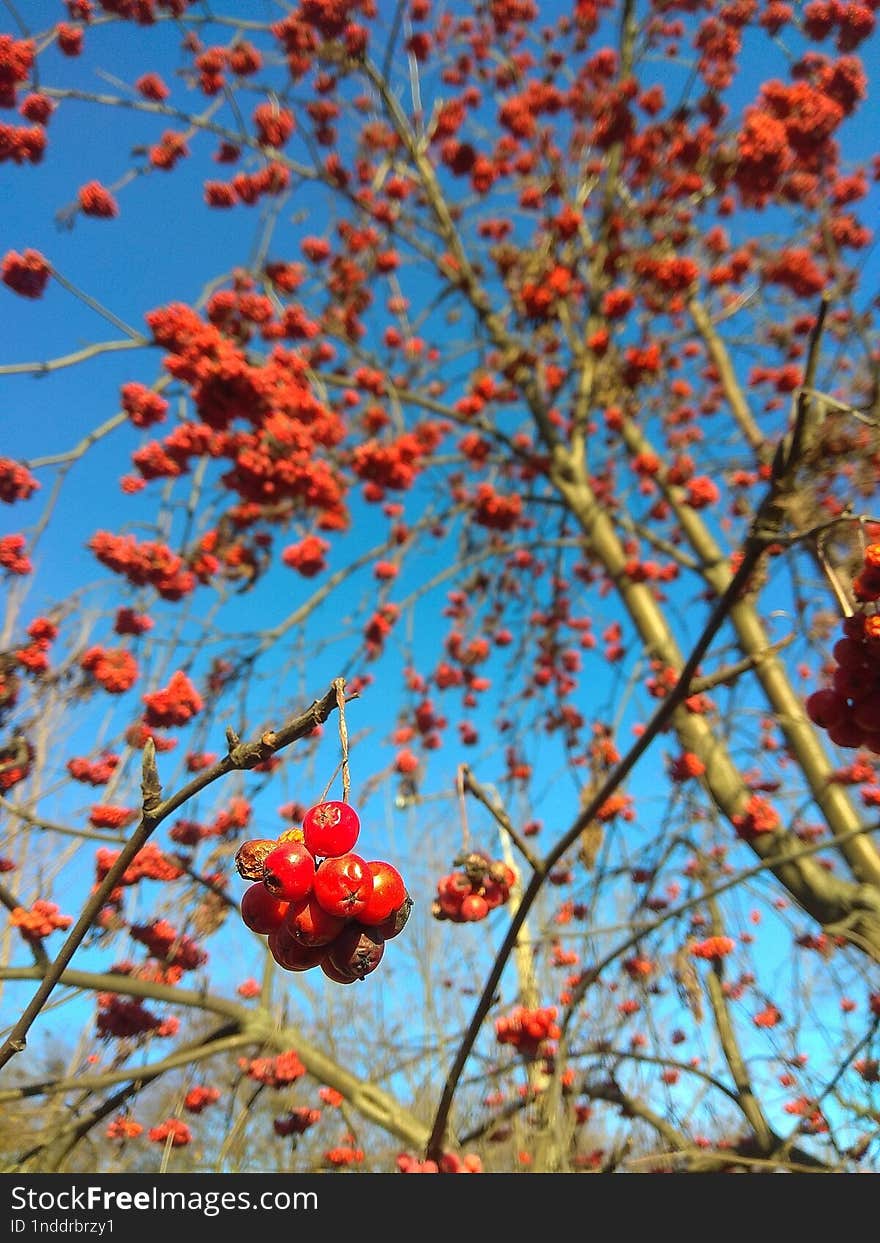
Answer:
431, 849, 517, 923
495, 1005, 561, 1059
234, 800, 411, 983
805, 543, 880, 752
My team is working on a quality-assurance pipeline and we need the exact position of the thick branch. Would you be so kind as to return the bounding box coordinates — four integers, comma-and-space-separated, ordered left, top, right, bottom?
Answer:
588, 410, 880, 888
689, 298, 767, 455
0, 965, 431, 1150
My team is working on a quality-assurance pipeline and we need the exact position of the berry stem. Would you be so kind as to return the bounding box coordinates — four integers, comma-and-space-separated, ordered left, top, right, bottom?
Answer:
318, 759, 343, 805
334, 677, 351, 803
456, 764, 470, 851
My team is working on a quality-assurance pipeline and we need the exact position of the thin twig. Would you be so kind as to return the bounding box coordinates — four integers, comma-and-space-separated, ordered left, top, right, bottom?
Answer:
0, 337, 144, 378
458, 768, 541, 872
0, 794, 126, 844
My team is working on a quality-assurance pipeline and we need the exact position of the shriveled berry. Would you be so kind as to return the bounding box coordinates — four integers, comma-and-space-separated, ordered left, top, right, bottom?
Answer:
268, 926, 329, 971
326, 924, 385, 980
320, 956, 358, 984
371, 894, 413, 941
234, 837, 277, 881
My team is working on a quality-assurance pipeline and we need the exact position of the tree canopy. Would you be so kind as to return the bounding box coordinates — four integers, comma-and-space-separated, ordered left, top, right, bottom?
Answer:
1, 0, 879, 1176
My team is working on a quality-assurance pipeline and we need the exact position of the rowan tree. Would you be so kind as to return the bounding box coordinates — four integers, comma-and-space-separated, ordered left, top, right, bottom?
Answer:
0, 0, 879, 1175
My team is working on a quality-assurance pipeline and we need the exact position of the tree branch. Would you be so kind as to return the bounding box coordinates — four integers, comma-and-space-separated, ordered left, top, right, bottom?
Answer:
0, 680, 349, 1072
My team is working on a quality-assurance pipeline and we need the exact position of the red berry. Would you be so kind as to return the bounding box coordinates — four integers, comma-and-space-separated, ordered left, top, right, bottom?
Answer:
262, 841, 316, 902
832, 666, 865, 698
843, 615, 866, 640
832, 637, 868, 670
283, 892, 347, 946
481, 879, 508, 910
358, 860, 407, 926
326, 924, 386, 980
499, 864, 517, 888
302, 800, 361, 857
861, 732, 880, 756
240, 882, 289, 934
313, 853, 373, 918
441, 872, 471, 897
805, 689, 848, 729
268, 926, 329, 971
459, 893, 489, 921
852, 697, 880, 734
435, 872, 471, 921
436, 890, 465, 919
826, 715, 864, 749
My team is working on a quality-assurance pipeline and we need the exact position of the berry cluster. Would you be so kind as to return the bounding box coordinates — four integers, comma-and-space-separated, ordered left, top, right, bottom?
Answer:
431, 849, 516, 923
805, 544, 880, 752
495, 1005, 561, 1059
234, 800, 411, 984
396, 1150, 484, 1174
9, 899, 72, 943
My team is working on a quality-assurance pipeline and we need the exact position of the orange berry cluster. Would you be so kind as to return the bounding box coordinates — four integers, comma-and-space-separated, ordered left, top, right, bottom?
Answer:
234, 800, 411, 984
431, 849, 517, 923
9, 898, 72, 942
495, 1005, 561, 1058
805, 543, 880, 752
396, 1150, 484, 1174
